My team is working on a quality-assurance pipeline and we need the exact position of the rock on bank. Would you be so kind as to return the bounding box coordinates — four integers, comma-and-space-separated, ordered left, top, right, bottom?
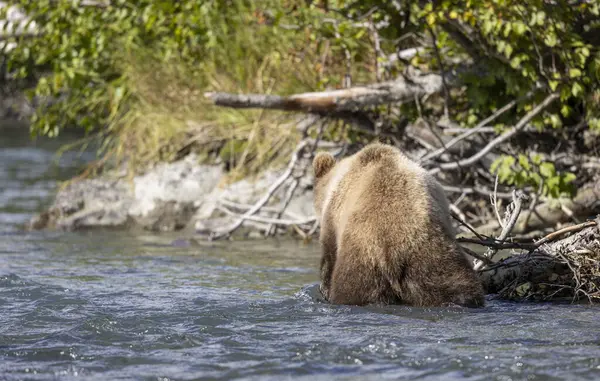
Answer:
28, 154, 315, 236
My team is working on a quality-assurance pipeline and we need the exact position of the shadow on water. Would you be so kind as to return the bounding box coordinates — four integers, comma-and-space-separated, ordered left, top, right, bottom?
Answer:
1, 122, 600, 380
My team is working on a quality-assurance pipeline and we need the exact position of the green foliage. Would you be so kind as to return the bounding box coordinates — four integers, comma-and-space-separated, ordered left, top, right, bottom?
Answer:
0, 0, 377, 176
407, 0, 598, 198
490, 154, 577, 198
1, 0, 216, 136
410, 0, 600, 127
0, 0, 598, 194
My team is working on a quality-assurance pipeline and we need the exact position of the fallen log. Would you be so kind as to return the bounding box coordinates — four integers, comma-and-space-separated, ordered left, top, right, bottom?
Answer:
204, 72, 443, 114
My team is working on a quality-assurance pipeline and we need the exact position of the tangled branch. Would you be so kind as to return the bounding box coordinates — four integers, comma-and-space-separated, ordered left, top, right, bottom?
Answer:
209, 139, 312, 240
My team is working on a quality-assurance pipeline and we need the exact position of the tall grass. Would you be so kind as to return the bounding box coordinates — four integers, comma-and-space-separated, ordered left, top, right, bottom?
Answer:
94, 0, 375, 182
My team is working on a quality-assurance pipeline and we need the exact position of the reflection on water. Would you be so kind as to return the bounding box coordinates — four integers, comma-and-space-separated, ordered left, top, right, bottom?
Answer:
1, 123, 600, 380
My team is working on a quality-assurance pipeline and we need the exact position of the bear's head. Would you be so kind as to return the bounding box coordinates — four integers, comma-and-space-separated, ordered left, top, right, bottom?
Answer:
312, 152, 336, 218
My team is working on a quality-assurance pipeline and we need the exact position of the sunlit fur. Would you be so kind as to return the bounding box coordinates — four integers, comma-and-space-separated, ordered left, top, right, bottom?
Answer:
312, 143, 485, 307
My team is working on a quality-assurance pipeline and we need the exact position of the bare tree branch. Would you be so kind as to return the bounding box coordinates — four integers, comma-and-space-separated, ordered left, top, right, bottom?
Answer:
368, 18, 383, 82
420, 96, 523, 163
383, 47, 425, 68
209, 140, 310, 240
218, 205, 316, 227
474, 190, 528, 270
428, 93, 559, 174
534, 220, 597, 247
427, 26, 450, 118
491, 174, 505, 229
443, 185, 514, 199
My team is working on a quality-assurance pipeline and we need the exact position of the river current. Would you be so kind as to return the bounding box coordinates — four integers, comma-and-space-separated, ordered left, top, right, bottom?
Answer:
1, 123, 600, 380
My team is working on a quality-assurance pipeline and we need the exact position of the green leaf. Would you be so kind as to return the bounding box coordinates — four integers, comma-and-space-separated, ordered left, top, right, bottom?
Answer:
467, 114, 478, 125
493, 123, 505, 134
581, 47, 590, 57
498, 165, 512, 183
540, 162, 556, 178
569, 68, 582, 78
497, 40, 506, 54
504, 43, 513, 58
530, 11, 546, 26
513, 21, 527, 35
588, 118, 600, 130
536, 11, 546, 25
490, 157, 502, 174
562, 172, 576, 184
426, 13, 436, 26
518, 154, 530, 170
505, 156, 516, 167
549, 114, 562, 128
549, 80, 559, 91
546, 176, 561, 198
544, 33, 557, 47
531, 153, 542, 165
483, 20, 494, 35
503, 22, 512, 37
510, 56, 522, 68
572, 82, 584, 97
560, 86, 572, 101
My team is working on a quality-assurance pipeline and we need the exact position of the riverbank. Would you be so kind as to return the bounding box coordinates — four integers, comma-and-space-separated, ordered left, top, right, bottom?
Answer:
3, 116, 600, 381
6, 117, 600, 304
27, 151, 316, 238
27, 127, 600, 241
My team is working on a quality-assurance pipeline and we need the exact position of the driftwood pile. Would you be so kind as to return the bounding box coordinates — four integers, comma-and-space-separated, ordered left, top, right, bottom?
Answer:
459, 190, 600, 303
479, 222, 600, 303
201, 69, 600, 303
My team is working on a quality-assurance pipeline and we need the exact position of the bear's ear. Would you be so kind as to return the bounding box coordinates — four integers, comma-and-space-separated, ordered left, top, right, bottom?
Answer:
313, 152, 336, 179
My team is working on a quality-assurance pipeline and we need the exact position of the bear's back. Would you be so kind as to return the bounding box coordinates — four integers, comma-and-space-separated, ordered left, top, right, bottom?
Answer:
331, 144, 435, 247
322, 143, 484, 307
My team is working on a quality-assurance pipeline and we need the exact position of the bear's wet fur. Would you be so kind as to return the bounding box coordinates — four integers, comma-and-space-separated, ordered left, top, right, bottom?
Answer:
312, 142, 485, 308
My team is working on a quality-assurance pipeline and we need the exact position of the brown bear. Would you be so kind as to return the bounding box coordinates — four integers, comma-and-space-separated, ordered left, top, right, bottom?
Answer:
312, 142, 485, 308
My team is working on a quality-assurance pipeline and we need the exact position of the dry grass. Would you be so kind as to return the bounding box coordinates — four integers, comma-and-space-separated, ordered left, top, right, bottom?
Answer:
102, 49, 302, 183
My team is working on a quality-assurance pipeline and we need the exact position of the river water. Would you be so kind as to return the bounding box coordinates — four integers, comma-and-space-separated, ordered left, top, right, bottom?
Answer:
1, 124, 600, 381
